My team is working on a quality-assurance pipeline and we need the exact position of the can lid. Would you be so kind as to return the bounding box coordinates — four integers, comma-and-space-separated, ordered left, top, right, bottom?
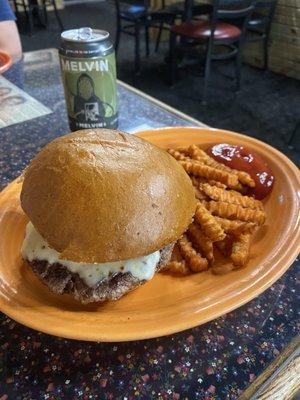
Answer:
61, 28, 109, 43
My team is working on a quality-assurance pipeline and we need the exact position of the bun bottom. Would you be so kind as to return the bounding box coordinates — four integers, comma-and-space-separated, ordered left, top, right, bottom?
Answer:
26, 243, 174, 304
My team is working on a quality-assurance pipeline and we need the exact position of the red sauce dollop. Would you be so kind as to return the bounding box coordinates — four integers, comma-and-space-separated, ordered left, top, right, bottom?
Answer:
207, 143, 274, 200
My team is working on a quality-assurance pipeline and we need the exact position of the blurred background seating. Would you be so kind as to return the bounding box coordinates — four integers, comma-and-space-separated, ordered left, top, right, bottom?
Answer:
7, 0, 300, 165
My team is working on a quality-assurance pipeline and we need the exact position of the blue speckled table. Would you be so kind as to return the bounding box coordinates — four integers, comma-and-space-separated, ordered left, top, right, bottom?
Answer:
0, 49, 299, 400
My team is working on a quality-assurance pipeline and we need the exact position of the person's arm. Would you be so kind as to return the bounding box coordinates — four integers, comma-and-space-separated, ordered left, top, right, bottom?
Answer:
0, 0, 22, 63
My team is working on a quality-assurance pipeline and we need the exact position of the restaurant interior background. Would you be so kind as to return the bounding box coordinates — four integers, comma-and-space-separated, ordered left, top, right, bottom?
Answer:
12, 0, 300, 165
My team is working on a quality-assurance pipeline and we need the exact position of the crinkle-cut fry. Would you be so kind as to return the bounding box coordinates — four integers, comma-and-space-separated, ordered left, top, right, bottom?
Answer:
187, 144, 208, 161
214, 217, 257, 235
191, 176, 227, 190
231, 233, 251, 267
211, 161, 255, 187
179, 160, 239, 189
167, 148, 190, 161
190, 177, 209, 200
200, 183, 263, 210
234, 170, 255, 187
194, 202, 226, 242
205, 200, 266, 225
208, 180, 227, 189
215, 237, 232, 257
191, 176, 207, 187
165, 261, 190, 275
194, 187, 207, 201
187, 144, 255, 187
176, 146, 190, 155
178, 235, 208, 272
188, 223, 214, 262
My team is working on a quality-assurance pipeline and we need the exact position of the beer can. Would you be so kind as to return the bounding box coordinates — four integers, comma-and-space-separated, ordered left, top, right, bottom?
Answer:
59, 27, 118, 131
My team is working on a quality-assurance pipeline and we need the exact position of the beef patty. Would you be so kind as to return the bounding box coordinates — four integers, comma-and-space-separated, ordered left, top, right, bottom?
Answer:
26, 243, 174, 304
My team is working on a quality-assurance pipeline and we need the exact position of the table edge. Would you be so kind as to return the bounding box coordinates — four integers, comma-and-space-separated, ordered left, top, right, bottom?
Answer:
240, 336, 300, 400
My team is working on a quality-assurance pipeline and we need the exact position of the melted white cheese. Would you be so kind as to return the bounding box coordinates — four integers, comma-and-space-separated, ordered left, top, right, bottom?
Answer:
21, 222, 160, 287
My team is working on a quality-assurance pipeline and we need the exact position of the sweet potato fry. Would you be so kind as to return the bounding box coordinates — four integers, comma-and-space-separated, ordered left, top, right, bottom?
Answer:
177, 235, 208, 272
167, 148, 190, 161
214, 217, 257, 235
188, 223, 214, 262
214, 237, 233, 257
191, 176, 227, 190
205, 200, 266, 225
194, 187, 207, 201
179, 161, 239, 189
165, 261, 190, 275
194, 202, 226, 242
176, 147, 190, 155
213, 161, 255, 187
187, 144, 208, 161
208, 180, 228, 189
201, 183, 263, 210
187, 145, 255, 187
230, 233, 251, 267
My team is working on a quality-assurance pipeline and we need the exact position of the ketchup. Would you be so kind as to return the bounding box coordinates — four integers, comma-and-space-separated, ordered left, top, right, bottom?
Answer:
207, 143, 274, 200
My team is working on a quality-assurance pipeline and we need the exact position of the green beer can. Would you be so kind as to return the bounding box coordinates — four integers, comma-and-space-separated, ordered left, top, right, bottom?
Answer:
59, 27, 118, 131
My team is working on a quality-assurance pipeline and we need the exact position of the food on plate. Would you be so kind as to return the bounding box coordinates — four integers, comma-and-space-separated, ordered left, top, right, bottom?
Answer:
20, 129, 196, 303
208, 143, 274, 200
167, 143, 268, 275
177, 234, 208, 272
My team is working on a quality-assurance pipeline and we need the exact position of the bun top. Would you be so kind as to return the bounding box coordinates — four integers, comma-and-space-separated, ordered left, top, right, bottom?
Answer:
21, 129, 196, 263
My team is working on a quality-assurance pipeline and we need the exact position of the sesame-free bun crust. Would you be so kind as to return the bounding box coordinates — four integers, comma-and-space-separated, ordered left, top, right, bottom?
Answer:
21, 129, 196, 263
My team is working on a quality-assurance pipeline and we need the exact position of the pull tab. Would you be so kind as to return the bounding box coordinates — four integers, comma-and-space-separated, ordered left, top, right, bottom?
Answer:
77, 27, 93, 41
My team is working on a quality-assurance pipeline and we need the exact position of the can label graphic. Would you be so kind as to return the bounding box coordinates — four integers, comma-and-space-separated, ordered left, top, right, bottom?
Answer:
59, 28, 118, 131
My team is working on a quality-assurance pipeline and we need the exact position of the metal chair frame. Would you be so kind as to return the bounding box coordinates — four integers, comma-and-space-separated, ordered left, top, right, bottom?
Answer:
246, 0, 278, 70
12, 0, 64, 34
169, 0, 255, 103
114, 0, 177, 73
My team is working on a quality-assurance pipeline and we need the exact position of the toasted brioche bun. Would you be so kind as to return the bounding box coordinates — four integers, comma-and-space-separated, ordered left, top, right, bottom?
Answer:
21, 129, 196, 263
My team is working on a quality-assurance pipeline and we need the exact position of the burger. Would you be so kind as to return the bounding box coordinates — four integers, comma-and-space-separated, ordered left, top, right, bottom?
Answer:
20, 129, 196, 303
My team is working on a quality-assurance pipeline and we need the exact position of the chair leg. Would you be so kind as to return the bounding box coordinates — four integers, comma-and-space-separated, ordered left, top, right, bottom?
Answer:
235, 42, 242, 92
145, 23, 150, 57
169, 31, 177, 85
21, 0, 29, 23
203, 45, 212, 105
287, 119, 300, 146
43, 0, 48, 26
27, 4, 34, 35
134, 20, 141, 74
52, 0, 64, 31
155, 22, 163, 53
115, 21, 121, 54
263, 36, 269, 70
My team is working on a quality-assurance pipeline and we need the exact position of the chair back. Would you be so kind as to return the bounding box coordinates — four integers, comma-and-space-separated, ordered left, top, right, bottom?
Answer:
209, 0, 256, 41
251, 0, 278, 33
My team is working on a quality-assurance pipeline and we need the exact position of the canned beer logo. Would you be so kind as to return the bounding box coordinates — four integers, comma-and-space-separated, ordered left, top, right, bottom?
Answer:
60, 53, 117, 130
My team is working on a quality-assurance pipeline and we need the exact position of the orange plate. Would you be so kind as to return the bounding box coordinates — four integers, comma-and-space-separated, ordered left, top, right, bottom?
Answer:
0, 127, 299, 342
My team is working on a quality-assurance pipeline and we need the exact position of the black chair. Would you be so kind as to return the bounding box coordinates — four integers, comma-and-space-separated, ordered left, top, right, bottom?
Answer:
12, 0, 64, 34
246, 0, 278, 70
154, 0, 189, 52
114, 0, 177, 73
287, 120, 300, 151
169, 0, 255, 103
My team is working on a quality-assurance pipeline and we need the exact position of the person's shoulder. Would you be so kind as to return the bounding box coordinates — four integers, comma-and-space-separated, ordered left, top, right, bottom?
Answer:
0, 0, 16, 22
